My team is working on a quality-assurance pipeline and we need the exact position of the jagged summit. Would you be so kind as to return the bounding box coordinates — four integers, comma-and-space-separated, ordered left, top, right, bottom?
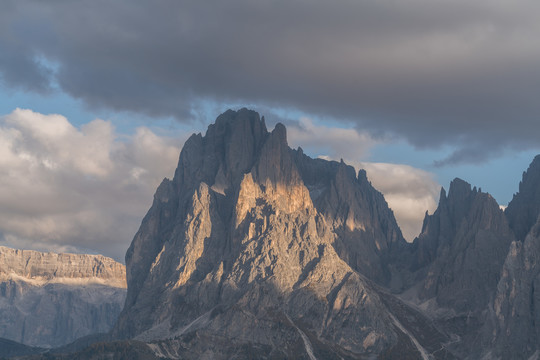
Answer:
413, 178, 513, 312
113, 109, 413, 358
0, 246, 126, 348
506, 154, 540, 241
173, 108, 270, 194
117, 110, 540, 359
51, 109, 540, 359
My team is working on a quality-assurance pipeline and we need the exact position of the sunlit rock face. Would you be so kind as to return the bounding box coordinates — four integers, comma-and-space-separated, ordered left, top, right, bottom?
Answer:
0, 246, 126, 348
109, 108, 540, 359
113, 109, 413, 358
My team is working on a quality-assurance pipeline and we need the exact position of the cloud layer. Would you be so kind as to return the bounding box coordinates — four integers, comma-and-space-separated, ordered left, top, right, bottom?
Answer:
0, 109, 182, 260
1, 1, 540, 164
357, 162, 440, 240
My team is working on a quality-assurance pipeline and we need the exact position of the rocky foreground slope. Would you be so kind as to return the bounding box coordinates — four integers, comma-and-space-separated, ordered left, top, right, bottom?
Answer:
0, 246, 126, 348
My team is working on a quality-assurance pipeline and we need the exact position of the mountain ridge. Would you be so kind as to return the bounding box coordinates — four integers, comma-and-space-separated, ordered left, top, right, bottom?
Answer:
7, 108, 540, 359
112, 108, 417, 358
0, 246, 126, 348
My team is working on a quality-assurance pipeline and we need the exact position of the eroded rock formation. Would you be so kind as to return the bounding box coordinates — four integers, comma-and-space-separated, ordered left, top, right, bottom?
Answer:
112, 109, 421, 358
0, 246, 126, 348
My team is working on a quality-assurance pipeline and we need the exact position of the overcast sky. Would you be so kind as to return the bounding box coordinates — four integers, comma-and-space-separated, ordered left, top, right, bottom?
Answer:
1, 0, 539, 261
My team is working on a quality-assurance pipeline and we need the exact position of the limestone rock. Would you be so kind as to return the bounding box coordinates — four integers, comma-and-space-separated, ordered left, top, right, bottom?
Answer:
293, 150, 408, 286
112, 109, 417, 358
0, 246, 126, 348
481, 155, 540, 359
506, 155, 540, 242
413, 178, 514, 313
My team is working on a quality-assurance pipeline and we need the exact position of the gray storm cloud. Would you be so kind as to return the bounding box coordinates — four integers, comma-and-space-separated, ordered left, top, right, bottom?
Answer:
1, 0, 540, 163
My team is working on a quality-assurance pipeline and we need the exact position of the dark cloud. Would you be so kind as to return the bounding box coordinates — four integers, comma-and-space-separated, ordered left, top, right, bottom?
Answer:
2, 0, 540, 163
0, 40, 52, 93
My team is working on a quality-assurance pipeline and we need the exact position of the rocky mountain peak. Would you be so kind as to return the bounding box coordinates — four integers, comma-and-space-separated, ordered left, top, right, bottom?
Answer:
438, 178, 483, 223
448, 177, 472, 196
506, 154, 540, 241
252, 121, 301, 188
113, 109, 414, 357
173, 108, 268, 194
423, 178, 496, 242
414, 178, 513, 312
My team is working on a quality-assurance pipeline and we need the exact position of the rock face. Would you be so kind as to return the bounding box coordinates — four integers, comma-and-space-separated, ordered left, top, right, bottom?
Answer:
505, 155, 540, 242
487, 218, 540, 359
293, 151, 406, 287
113, 109, 424, 358
107, 108, 540, 359
412, 179, 514, 313
0, 246, 126, 348
483, 157, 540, 359
407, 161, 540, 359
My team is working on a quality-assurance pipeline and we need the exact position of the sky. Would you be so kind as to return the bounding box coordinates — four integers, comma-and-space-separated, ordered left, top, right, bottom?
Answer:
1, 0, 539, 262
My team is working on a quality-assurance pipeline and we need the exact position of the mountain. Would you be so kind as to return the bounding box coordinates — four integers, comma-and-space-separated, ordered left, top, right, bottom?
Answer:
505, 155, 540, 242
485, 218, 540, 359
292, 151, 407, 288
0, 246, 126, 348
23, 109, 540, 359
112, 109, 441, 358
402, 179, 514, 358
0, 338, 44, 358
481, 157, 540, 359
412, 179, 514, 312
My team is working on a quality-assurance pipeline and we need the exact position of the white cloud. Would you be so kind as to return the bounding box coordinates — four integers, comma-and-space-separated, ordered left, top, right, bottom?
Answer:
356, 162, 440, 241
0, 109, 184, 261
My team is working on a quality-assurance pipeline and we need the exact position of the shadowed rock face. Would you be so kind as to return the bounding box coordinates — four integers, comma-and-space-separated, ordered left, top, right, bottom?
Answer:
113, 109, 412, 358
487, 218, 540, 359
506, 155, 540, 242
413, 178, 514, 313
0, 246, 126, 348
293, 150, 406, 287
404, 159, 540, 360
